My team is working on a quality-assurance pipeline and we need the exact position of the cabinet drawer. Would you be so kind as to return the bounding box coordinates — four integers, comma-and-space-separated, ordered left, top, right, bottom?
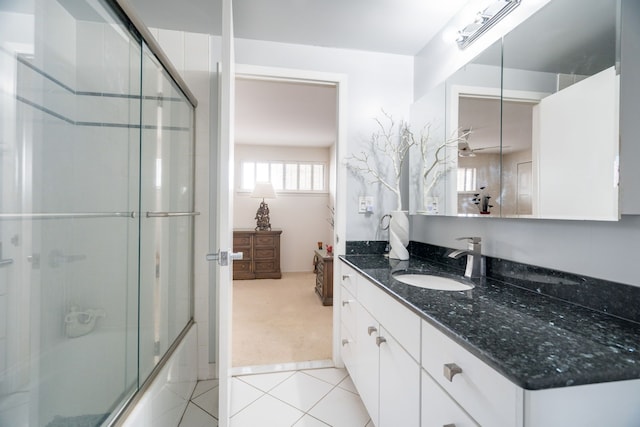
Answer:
254, 261, 276, 272
359, 278, 420, 361
254, 248, 275, 259
340, 286, 357, 337
340, 262, 358, 297
254, 235, 275, 246
340, 323, 356, 377
422, 320, 522, 427
233, 235, 252, 246
421, 369, 479, 427
233, 260, 252, 274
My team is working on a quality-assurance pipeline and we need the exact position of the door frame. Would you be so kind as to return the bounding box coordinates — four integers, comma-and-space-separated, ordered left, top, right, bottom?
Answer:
216, 66, 348, 418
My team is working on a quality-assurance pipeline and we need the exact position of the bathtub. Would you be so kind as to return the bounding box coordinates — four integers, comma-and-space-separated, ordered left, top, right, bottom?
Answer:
0, 330, 134, 427
0, 325, 197, 427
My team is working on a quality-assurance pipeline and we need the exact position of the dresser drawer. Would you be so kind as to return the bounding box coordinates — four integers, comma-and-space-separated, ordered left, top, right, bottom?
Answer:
233, 235, 252, 247
254, 248, 276, 259
234, 248, 251, 261
358, 278, 420, 361
254, 235, 275, 247
254, 260, 276, 272
421, 320, 522, 427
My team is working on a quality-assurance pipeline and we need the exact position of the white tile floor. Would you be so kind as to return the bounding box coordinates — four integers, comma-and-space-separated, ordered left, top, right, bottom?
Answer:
178, 367, 373, 427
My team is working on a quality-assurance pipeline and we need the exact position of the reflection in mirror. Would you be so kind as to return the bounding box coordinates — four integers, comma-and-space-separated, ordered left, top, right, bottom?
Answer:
409, 82, 449, 215
501, 0, 619, 220
411, 0, 619, 220
447, 40, 502, 216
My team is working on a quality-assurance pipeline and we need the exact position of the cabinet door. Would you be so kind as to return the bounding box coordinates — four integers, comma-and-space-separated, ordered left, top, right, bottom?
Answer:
422, 370, 479, 427
379, 326, 420, 427
340, 286, 358, 377
355, 303, 380, 427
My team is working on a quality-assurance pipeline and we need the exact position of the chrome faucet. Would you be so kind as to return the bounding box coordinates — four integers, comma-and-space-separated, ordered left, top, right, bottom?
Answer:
447, 237, 485, 279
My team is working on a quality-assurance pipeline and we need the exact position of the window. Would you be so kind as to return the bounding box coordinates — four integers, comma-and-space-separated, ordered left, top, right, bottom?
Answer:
457, 167, 477, 192
241, 161, 326, 192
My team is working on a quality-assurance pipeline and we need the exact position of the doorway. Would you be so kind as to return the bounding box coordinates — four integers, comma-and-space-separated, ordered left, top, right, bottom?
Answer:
230, 66, 344, 373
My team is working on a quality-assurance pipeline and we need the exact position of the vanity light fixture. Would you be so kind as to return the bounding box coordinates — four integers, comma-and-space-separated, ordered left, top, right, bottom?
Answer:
456, 0, 521, 49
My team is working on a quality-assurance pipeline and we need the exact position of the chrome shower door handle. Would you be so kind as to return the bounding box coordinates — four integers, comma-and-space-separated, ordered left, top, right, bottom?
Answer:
206, 250, 243, 266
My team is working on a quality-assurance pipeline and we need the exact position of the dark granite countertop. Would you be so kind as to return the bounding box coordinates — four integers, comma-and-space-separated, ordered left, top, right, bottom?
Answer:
339, 253, 640, 391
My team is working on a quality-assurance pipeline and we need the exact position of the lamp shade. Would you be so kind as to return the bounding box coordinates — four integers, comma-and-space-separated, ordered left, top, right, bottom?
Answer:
251, 182, 276, 199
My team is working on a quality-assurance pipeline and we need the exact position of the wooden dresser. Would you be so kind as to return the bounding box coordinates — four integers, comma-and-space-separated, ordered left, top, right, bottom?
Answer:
313, 249, 333, 305
233, 229, 282, 280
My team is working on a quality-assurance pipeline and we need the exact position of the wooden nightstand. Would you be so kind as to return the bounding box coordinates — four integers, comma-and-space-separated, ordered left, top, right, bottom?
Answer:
233, 229, 282, 280
313, 249, 333, 306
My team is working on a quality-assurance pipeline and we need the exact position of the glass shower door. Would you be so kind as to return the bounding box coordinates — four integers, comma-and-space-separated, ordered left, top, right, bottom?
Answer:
138, 45, 195, 382
1, 0, 142, 425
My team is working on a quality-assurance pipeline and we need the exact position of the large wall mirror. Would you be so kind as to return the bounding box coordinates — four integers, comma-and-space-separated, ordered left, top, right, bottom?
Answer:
410, 0, 620, 220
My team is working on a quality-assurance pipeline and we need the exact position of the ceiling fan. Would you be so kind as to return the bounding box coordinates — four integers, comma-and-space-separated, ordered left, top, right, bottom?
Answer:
458, 129, 502, 157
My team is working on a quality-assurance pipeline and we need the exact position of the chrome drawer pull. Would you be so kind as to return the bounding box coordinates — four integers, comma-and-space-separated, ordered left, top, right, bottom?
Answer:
443, 363, 463, 382
341, 339, 351, 346
342, 274, 352, 280
376, 336, 386, 347
342, 299, 353, 307
443, 424, 456, 427
367, 326, 377, 336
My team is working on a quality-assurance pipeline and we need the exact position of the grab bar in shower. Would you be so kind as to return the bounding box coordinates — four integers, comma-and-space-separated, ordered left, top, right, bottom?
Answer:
0, 212, 136, 220
145, 211, 200, 218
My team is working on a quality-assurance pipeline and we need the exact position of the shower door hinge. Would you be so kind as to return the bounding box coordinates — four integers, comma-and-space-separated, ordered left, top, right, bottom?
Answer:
206, 250, 243, 266
154, 340, 161, 356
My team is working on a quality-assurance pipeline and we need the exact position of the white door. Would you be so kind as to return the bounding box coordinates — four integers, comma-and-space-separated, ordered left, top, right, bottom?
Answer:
213, 1, 235, 425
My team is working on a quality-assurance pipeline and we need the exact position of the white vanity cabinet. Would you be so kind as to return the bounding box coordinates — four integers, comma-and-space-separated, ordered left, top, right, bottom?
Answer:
340, 260, 640, 427
339, 262, 421, 427
421, 319, 523, 427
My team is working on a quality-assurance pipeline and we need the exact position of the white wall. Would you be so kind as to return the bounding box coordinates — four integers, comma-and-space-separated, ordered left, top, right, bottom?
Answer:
234, 145, 332, 272
234, 38, 415, 241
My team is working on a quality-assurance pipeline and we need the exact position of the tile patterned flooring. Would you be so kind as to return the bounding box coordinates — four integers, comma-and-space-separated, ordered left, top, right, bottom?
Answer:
178, 367, 372, 427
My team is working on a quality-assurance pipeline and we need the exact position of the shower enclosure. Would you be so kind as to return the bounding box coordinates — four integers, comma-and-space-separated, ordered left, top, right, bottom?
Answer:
0, 0, 197, 425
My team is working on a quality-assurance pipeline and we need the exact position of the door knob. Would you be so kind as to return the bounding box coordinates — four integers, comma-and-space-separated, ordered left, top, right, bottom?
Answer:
206, 250, 243, 266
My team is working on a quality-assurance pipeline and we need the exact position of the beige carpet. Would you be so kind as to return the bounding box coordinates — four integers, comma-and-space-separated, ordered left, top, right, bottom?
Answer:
232, 272, 333, 367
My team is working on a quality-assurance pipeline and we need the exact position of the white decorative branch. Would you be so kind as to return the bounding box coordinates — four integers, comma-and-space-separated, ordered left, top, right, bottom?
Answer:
420, 128, 468, 198
347, 110, 416, 211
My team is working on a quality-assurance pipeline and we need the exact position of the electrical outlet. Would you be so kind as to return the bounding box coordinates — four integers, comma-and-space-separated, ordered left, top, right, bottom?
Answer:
358, 196, 374, 214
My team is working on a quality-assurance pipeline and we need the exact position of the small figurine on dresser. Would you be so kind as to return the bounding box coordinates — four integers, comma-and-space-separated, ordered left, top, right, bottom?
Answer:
255, 202, 271, 231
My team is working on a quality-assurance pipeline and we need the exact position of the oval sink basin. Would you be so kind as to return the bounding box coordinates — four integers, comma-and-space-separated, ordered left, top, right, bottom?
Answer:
393, 274, 474, 291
